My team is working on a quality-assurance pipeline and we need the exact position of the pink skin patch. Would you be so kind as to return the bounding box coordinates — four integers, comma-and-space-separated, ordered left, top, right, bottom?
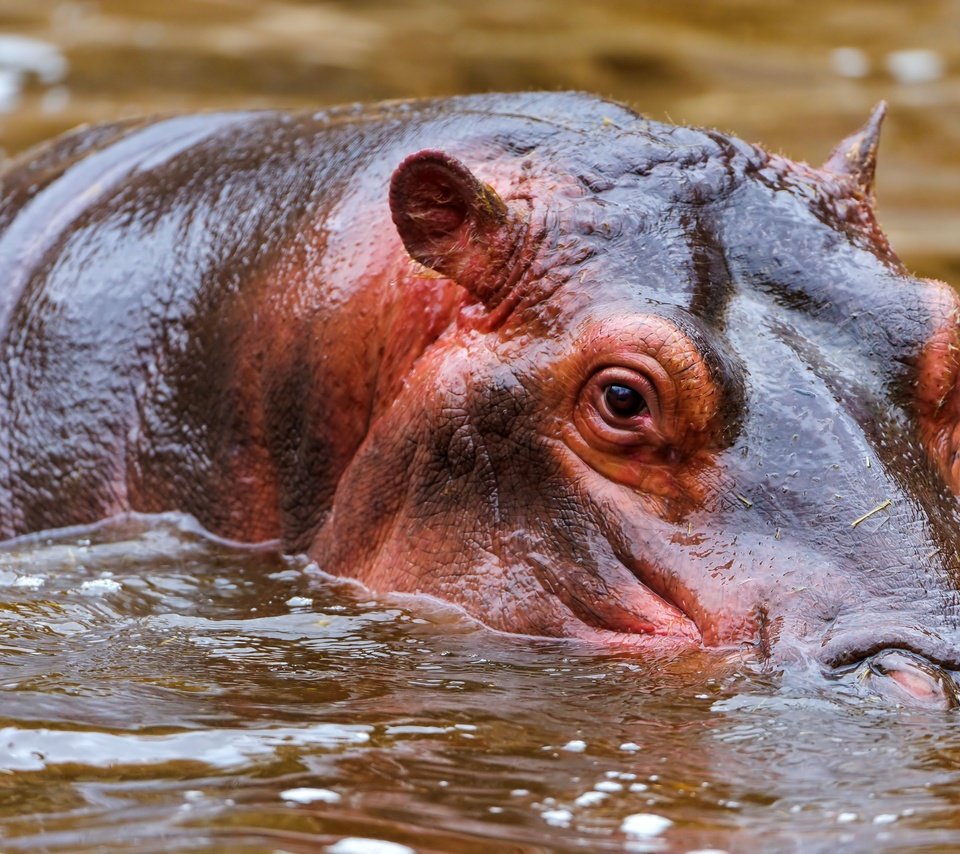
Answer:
915, 279, 960, 494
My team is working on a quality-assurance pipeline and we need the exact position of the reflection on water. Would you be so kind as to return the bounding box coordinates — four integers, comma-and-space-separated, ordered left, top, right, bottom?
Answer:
0, 1, 959, 850
0, 515, 957, 851
0, 34, 66, 112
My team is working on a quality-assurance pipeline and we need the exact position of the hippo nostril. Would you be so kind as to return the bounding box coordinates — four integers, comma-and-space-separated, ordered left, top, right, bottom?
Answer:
856, 649, 960, 710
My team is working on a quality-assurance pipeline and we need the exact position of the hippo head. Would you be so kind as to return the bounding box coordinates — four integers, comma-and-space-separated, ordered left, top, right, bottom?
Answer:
313, 103, 960, 706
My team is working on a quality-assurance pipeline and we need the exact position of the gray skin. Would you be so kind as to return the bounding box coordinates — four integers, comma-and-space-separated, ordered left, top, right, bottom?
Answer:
1, 92, 960, 707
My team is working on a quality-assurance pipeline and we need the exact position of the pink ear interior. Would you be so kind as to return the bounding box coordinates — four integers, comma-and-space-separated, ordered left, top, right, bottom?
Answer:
389, 149, 510, 284
391, 153, 472, 246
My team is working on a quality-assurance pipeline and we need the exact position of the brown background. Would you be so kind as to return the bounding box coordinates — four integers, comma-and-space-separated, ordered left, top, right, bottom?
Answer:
0, 0, 958, 280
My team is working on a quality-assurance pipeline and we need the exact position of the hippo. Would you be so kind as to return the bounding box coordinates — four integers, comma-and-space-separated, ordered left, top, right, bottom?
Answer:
1, 92, 960, 705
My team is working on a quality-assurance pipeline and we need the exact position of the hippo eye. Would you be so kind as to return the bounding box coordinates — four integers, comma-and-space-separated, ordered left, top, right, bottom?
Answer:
568, 320, 723, 475
592, 368, 657, 430
576, 366, 663, 450
603, 384, 648, 419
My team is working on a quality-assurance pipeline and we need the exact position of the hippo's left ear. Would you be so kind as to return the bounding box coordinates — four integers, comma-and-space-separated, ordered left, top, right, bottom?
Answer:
823, 102, 886, 202
389, 150, 525, 308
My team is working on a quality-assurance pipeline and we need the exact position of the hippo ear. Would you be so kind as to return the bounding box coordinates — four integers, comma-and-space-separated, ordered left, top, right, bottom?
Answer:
389, 150, 522, 308
823, 102, 887, 202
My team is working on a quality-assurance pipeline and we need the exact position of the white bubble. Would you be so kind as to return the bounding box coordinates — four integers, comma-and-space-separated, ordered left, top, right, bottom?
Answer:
837, 812, 858, 823
574, 791, 606, 807
280, 787, 341, 804
79, 578, 122, 595
594, 780, 623, 793
542, 808, 573, 827
621, 812, 672, 838
562, 739, 587, 752
326, 839, 414, 854
285, 596, 314, 608
619, 741, 640, 752
874, 813, 898, 825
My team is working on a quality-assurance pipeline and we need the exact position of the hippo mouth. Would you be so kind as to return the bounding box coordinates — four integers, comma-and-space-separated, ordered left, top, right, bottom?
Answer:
568, 587, 702, 650
526, 552, 703, 649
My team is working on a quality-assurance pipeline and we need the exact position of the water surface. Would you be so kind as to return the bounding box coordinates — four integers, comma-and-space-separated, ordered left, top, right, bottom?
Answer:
0, 515, 958, 852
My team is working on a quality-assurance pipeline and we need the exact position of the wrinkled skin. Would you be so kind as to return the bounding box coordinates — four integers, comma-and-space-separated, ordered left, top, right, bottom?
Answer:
2, 93, 960, 706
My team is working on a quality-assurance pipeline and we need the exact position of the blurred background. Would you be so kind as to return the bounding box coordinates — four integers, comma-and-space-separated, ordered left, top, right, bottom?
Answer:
0, 0, 957, 280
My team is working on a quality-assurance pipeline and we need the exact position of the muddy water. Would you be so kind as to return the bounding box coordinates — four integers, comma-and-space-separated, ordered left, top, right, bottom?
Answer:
1, 515, 959, 854
1, 2, 960, 852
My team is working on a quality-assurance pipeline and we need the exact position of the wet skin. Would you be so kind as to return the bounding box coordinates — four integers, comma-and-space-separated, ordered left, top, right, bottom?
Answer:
1, 93, 960, 706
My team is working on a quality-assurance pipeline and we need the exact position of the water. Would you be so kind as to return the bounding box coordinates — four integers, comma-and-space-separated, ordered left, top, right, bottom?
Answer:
1, 1, 960, 851
0, 514, 955, 852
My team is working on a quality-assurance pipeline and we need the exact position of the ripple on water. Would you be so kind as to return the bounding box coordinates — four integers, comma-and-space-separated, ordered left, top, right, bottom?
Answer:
0, 722, 371, 772
0, 513, 956, 852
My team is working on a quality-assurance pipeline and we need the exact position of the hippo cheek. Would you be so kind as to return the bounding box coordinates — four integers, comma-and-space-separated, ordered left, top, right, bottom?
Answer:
914, 279, 960, 495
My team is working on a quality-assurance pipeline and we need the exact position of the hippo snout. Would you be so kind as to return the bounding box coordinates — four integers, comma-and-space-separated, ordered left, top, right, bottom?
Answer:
821, 632, 960, 709
857, 650, 960, 709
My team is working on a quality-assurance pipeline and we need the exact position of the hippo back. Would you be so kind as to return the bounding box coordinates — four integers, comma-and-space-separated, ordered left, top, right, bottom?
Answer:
0, 92, 652, 542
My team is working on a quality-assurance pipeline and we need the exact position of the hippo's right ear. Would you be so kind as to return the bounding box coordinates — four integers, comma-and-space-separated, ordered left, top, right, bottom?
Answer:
389, 150, 523, 308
